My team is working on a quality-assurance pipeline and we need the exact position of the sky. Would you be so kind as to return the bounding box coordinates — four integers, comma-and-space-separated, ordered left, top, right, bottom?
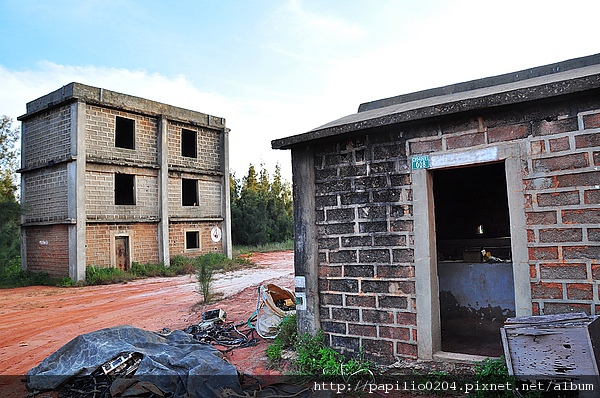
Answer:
1, 0, 599, 181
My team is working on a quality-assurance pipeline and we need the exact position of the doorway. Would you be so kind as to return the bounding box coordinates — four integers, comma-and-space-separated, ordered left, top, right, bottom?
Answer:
432, 162, 514, 357
115, 236, 131, 271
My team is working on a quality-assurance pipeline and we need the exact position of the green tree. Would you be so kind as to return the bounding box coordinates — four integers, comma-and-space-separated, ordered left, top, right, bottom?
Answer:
230, 163, 293, 246
0, 116, 21, 269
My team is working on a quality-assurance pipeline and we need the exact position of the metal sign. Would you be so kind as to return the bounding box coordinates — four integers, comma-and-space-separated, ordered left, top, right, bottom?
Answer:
411, 155, 430, 169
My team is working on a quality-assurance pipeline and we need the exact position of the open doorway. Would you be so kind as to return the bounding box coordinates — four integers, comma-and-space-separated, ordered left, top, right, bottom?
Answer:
432, 162, 515, 357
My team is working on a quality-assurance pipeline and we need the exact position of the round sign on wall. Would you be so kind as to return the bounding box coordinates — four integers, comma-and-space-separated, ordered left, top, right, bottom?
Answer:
210, 226, 222, 242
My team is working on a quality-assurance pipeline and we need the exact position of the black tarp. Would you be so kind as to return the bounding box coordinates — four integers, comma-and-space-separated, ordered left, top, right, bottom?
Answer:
26, 325, 242, 397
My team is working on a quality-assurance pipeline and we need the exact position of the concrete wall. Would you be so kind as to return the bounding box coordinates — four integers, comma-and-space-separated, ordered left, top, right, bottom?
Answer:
310, 95, 600, 364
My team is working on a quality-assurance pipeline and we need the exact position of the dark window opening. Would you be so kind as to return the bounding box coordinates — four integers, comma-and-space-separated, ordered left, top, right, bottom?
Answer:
182, 179, 198, 206
115, 173, 136, 205
433, 162, 511, 261
115, 116, 135, 149
433, 162, 514, 358
186, 231, 200, 250
181, 129, 197, 158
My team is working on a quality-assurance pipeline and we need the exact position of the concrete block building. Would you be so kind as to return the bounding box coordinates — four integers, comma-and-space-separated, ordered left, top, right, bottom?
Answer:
18, 83, 232, 282
273, 54, 600, 364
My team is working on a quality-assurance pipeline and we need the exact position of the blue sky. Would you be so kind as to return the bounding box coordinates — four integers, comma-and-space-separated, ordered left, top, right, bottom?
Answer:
1, 0, 599, 180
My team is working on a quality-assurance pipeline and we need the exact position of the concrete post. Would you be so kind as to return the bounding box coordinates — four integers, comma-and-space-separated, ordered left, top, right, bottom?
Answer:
67, 100, 87, 282
291, 146, 320, 335
221, 128, 233, 259
158, 115, 170, 266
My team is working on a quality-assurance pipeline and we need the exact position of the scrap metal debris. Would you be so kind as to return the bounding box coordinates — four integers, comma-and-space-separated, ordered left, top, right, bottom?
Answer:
184, 309, 259, 352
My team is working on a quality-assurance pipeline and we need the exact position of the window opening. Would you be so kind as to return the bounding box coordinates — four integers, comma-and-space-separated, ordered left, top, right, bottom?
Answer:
115, 174, 136, 205
115, 116, 135, 149
182, 178, 198, 206
181, 129, 197, 158
432, 162, 514, 357
186, 231, 200, 250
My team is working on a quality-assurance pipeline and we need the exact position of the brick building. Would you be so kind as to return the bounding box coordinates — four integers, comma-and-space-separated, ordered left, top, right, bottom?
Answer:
18, 83, 232, 282
273, 54, 600, 364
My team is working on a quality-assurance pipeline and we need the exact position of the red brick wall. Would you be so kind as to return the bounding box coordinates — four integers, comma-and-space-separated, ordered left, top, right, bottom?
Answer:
169, 221, 223, 258
24, 225, 69, 278
86, 223, 159, 267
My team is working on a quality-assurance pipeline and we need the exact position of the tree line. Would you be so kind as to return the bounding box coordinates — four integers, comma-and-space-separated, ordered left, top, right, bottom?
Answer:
229, 163, 293, 246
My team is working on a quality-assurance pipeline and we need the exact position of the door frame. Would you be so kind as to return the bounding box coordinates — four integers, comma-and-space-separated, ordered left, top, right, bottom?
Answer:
412, 144, 531, 360
110, 231, 133, 270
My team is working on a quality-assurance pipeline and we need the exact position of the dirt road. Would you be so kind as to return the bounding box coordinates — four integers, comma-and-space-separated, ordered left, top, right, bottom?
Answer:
0, 251, 294, 396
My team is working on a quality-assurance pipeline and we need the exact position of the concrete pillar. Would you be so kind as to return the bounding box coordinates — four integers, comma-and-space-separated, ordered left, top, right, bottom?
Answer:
413, 169, 441, 359
158, 116, 170, 266
220, 128, 233, 259
291, 146, 320, 335
67, 100, 87, 282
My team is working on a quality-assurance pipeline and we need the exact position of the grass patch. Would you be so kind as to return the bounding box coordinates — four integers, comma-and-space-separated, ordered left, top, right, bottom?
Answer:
0, 260, 65, 288
234, 239, 293, 256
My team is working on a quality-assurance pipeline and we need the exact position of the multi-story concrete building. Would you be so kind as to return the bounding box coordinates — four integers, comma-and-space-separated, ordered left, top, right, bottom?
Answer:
273, 54, 600, 364
18, 83, 232, 282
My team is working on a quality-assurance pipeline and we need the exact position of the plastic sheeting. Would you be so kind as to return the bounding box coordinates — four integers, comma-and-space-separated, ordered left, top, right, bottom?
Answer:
26, 325, 242, 397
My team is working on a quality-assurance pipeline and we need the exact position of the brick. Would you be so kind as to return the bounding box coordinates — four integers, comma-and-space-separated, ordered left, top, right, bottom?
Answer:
556, 171, 600, 188
409, 139, 442, 155
540, 263, 587, 280
359, 249, 391, 263
582, 113, 600, 129
584, 189, 600, 204
532, 153, 588, 172
346, 295, 376, 307
530, 140, 545, 156
376, 265, 413, 279
534, 117, 577, 136
374, 234, 407, 247
341, 236, 372, 247
531, 282, 563, 299
331, 307, 360, 322
372, 189, 402, 203
566, 283, 593, 300
528, 247, 559, 260
320, 321, 346, 335
363, 339, 396, 363
396, 342, 418, 358
488, 124, 529, 143
446, 132, 485, 149
324, 223, 356, 235
357, 206, 387, 220
378, 295, 408, 309
340, 192, 370, 205
575, 132, 600, 148
348, 323, 377, 337
390, 174, 411, 187
390, 205, 412, 218
326, 208, 354, 221
562, 209, 600, 224
317, 179, 351, 193
318, 238, 339, 250
329, 279, 359, 293
390, 220, 414, 232
370, 161, 396, 174
329, 250, 357, 264
330, 335, 360, 353
320, 293, 343, 306
359, 221, 388, 233
319, 265, 342, 277
539, 228, 583, 243
392, 249, 415, 263
543, 302, 591, 315
537, 191, 580, 207
595, 151, 600, 166
361, 280, 392, 293
344, 265, 374, 278
526, 211, 557, 225
563, 245, 600, 260
316, 195, 337, 207
363, 309, 394, 324
315, 167, 337, 181
589, 228, 600, 241
339, 164, 367, 178
396, 312, 417, 326
549, 137, 570, 152
354, 176, 387, 190
379, 326, 410, 341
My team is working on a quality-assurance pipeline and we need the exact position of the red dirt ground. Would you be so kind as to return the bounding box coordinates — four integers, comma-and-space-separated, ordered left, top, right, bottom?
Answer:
0, 251, 294, 397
